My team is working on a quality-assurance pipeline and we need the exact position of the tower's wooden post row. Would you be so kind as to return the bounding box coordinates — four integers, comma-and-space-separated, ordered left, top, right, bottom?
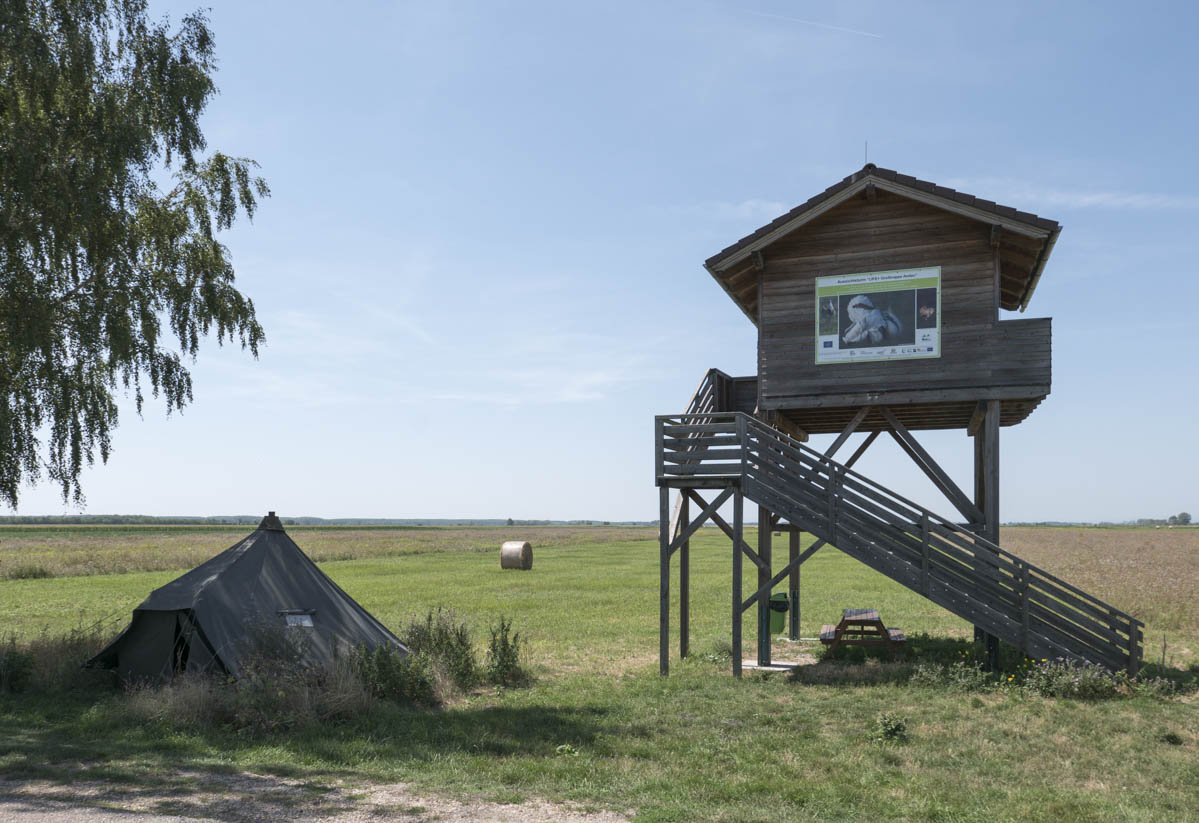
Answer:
679, 493, 690, 660
757, 505, 772, 666
789, 529, 801, 640
732, 488, 743, 678
659, 484, 670, 677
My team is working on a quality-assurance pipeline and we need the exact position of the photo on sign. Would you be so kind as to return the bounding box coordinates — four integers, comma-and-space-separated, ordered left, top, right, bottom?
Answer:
915, 287, 938, 329
838, 289, 915, 349
818, 296, 838, 335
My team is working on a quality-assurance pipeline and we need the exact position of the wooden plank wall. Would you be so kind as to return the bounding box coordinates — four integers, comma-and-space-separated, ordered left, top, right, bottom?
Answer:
758, 190, 1051, 411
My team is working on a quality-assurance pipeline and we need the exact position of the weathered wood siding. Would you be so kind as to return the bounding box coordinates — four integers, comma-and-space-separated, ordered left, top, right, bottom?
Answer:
758, 190, 1051, 414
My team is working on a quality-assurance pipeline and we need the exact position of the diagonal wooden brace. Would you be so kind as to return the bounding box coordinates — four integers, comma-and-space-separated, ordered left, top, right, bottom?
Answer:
739, 538, 827, 613
880, 406, 984, 524
669, 487, 733, 555
702, 497, 770, 571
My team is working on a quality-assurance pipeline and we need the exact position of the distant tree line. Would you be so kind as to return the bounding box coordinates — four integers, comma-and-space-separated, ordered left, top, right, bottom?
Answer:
1135, 512, 1191, 527
0, 515, 262, 525
0, 515, 653, 526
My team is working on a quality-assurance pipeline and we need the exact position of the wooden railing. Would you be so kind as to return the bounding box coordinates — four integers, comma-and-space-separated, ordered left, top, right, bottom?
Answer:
655, 412, 1143, 673
666, 370, 735, 540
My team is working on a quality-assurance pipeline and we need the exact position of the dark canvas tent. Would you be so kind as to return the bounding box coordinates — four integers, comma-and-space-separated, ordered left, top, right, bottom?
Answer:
89, 512, 406, 682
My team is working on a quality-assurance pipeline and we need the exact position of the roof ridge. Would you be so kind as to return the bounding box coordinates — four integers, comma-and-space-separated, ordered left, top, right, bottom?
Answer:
704, 164, 1059, 271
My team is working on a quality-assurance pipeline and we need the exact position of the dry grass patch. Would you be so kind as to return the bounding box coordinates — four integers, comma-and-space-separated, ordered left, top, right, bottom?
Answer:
0, 525, 655, 580
1001, 526, 1199, 665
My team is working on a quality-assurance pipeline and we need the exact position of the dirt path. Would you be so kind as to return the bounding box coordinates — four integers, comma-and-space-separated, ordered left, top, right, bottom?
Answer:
0, 773, 631, 823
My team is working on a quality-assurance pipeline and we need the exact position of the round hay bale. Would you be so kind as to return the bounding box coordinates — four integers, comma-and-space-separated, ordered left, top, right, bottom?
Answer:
500, 540, 533, 570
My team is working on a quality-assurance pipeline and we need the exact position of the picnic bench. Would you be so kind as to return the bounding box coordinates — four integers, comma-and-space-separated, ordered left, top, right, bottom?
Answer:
819, 609, 906, 655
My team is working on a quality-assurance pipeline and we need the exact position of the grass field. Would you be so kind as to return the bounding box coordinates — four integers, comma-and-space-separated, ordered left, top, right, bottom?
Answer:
1, 524, 1196, 821
0, 523, 656, 580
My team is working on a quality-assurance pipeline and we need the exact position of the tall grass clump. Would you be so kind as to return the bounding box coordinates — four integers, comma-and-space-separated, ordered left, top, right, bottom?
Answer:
5, 611, 532, 734
5, 563, 54, 580
1, 621, 118, 695
0, 637, 35, 692
129, 626, 379, 734
485, 615, 528, 687
403, 608, 479, 692
1018, 658, 1183, 700
908, 661, 993, 692
352, 644, 436, 706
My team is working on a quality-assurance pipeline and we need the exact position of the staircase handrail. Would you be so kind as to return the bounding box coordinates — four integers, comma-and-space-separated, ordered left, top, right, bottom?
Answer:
667, 371, 734, 538
657, 411, 1143, 637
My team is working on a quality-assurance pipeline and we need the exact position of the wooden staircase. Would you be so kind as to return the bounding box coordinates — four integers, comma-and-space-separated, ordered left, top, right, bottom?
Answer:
655, 412, 1143, 673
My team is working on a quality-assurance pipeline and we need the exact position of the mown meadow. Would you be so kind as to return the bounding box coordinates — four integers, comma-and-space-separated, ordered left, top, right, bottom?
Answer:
0, 524, 1196, 822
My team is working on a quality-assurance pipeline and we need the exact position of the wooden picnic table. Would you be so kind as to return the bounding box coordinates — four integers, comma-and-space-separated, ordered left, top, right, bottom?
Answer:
820, 608, 905, 655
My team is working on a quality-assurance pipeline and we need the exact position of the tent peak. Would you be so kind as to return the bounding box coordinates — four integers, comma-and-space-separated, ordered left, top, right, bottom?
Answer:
258, 511, 285, 531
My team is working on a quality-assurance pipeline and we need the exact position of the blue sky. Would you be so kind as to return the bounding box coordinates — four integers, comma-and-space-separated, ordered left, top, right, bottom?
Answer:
18, 1, 1199, 522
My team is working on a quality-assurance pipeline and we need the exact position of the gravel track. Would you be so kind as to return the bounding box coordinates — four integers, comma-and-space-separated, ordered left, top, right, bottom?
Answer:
0, 774, 630, 823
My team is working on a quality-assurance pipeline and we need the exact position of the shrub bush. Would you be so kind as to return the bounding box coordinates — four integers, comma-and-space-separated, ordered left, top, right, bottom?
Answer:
0, 622, 119, 695
352, 644, 436, 706
485, 615, 528, 687
0, 639, 35, 693
908, 661, 992, 692
869, 712, 908, 743
701, 637, 733, 664
1020, 658, 1123, 700
404, 609, 478, 692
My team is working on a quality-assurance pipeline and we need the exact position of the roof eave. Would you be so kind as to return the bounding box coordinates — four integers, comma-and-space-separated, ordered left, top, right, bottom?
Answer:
1018, 224, 1062, 312
703, 260, 758, 325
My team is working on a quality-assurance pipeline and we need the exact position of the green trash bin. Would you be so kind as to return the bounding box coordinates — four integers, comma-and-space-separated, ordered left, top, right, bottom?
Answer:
769, 593, 789, 633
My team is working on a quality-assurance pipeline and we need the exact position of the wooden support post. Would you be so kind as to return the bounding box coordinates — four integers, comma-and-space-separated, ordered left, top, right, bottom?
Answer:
757, 505, 772, 666
1019, 562, 1030, 651
1127, 620, 1141, 677
827, 466, 839, 546
679, 493, 690, 660
732, 489, 744, 678
659, 485, 670, 677
920, 512, 930, 597
973, 419, 986, 648
984, 400, 1001, 671
983, 400, 1000, 545
973, 400, 1001, 670
788, 529, 800, 640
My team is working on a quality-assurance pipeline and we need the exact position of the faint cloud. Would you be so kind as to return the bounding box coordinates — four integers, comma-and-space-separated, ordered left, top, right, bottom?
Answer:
944, 177, 1199, 211
200, 357, 370, 411
671, 198, 790, 221
419, 330, 665, 408
737, 8, 883, 39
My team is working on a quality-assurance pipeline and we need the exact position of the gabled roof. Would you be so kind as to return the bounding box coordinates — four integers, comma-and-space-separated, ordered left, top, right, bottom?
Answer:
703, 164, 1062, 322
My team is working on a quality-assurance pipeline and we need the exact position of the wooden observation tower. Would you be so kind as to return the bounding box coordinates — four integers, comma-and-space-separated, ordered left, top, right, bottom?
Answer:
655, 165, 1142, 676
